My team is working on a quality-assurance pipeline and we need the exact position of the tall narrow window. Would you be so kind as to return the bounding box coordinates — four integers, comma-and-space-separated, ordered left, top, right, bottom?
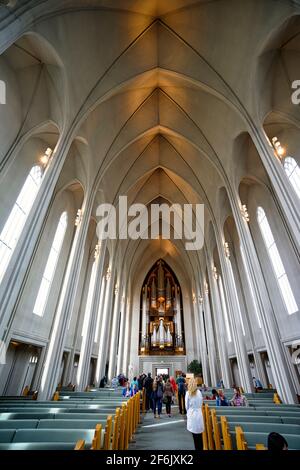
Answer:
283, 157, 300, 199
0, 166, 43, 283
257, 206, 298, 315
33, 211, 68, 317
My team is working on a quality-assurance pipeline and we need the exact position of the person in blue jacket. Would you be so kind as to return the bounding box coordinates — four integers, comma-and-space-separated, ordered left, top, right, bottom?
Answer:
216, 389, 229, 406
122, 382, 132, 397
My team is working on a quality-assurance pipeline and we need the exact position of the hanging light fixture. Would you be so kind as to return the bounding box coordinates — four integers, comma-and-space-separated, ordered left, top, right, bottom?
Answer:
198, 295, 203, 304
271, 136, 285, 158
212, 266, 218, 280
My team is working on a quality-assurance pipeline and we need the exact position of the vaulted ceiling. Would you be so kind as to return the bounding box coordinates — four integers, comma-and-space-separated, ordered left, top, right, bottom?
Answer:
2, 0, 300, 286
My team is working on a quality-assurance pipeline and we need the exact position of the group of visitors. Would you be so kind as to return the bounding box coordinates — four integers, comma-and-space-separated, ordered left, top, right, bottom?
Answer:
144, 373, 177, 418
120, 371, 289, 451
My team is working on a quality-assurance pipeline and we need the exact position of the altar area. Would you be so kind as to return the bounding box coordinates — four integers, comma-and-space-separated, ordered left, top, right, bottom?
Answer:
138, 355, 187, 377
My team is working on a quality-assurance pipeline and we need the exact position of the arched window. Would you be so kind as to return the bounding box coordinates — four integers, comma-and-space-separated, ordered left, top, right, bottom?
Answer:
283, 157, 300, 199
257, 206, 298, 315
33, 211, 68, 317
0, 166, 43, 283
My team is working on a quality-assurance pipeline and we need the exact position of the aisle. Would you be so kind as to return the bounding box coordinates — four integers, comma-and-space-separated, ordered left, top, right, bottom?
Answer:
129, 405, 194, 450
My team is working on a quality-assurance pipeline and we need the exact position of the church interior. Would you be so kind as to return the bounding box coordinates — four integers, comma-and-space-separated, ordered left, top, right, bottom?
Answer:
0, 0, 299, 454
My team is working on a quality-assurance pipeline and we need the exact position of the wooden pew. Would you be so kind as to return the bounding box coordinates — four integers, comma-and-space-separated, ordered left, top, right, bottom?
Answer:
112, 408, 120, 450
74, 439, 85, 450
211, 408, 221, 450
104, 415, 113, 450
256, 443, 267, 450
236, 426, 248, 450
205, 404, 214, 450
220, 416, 233, 450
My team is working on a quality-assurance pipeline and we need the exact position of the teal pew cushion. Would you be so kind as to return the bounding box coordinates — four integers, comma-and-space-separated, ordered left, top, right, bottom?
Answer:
13, 429, 95, 445
37, 419, 106, 429
0, 420, 38, 429
0, 430, 15, 442
0, 442, 76, 450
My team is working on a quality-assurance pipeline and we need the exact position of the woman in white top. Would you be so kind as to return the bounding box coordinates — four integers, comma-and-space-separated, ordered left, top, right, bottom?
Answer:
185, 378, 204, 450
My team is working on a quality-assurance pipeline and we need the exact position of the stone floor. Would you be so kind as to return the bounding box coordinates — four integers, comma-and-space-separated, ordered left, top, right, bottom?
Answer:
129, 405, 195, 450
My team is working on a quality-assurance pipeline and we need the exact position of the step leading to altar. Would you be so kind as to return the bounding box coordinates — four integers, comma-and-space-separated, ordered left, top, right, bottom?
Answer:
139, 355, 187, 377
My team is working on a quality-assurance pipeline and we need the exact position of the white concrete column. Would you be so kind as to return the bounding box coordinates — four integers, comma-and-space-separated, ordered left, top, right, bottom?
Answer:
122, 298, 131, 376
95, 264, 114, 385
38, 194, 93, 400
175, 286, 182, 347
107, 281, 122, 381
76, 242, 105, 390
196, 290, 209, 386
140, 286, 148, 348
228, 194, 297, 403
203, 285, 218, 386
116, 291, 126, 375
222, 256, 253, 392
208, 268, 232, 389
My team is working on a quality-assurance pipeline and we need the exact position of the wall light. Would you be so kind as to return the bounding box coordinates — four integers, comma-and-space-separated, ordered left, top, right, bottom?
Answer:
224, 241, 230, 258
75, 209, 83, 226
241, 204, 250, 222
40, 147, 53, 167
271, 136, 285, 159
94, 243, 101, 260
106, 266, 111, 281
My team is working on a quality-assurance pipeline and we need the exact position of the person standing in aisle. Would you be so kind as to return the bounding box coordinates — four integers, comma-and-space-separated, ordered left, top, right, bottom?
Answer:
176, 373, 187, 414
185, 378, 204, 450
163, 378, 174, 417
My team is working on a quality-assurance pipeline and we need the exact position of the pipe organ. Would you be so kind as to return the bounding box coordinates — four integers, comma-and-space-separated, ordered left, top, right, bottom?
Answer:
139, 259, 185, 355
